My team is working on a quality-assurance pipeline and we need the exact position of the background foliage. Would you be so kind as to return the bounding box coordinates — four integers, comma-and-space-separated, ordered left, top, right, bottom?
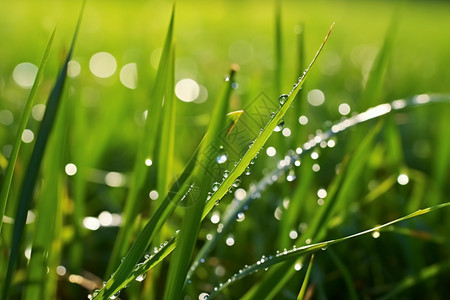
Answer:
1, 0, 449, 299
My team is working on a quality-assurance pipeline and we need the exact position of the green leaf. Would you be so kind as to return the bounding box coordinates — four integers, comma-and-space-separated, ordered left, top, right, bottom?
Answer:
202, 23, 334, 221
106, 5, 176, 277
163, 62, 237, 299
1, 1, 85, 298
297, 254, 314, 300
208, 202, 450, 298
0, 29, 55, 233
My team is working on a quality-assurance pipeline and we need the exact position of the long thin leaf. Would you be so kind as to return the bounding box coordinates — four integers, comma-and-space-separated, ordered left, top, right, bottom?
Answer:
0, 29, 55, 233
297, 254, 314, 300
23, 74, 68, 300
208, 202, 450, 298
378, 259, 450, 300
106, 5, 176, 277
274, 0, 283, 94
202, 23, 334, 220
1, 1, 85, 298
163, 64, 237, 299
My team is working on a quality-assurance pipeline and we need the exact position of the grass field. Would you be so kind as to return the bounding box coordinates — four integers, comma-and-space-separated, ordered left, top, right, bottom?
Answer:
1, 0, 450, 299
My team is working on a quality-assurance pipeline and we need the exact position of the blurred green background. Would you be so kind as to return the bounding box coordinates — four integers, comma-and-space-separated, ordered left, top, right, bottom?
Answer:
1, 0, 450, 299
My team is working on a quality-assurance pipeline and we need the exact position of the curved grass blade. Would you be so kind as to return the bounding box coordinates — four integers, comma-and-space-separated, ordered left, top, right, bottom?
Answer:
0, 29, 55, 233
106, 5, 175, 277
1, 2, 85, 298
297, 254, 314, 300
208, 202, 450, 298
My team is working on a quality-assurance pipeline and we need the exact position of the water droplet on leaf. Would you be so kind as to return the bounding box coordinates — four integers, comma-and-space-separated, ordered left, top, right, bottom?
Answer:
278, 94, 288, 105
216, 148, 228, 164
274, 119, 285, 132
245, 166, 251, 175
212, 182, 220, 192
135, 273, 146, 282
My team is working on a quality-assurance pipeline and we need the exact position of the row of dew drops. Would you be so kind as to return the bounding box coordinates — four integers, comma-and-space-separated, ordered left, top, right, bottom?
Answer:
197, 93, 429, 299
86, 82, 428, 299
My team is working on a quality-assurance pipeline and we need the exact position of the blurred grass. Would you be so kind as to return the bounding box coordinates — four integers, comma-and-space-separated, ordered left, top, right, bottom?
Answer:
1, 0, 450, 299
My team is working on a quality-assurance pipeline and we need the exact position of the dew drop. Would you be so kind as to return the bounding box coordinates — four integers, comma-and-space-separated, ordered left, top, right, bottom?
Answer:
232, 178, 241, 187
244, 166, 251, 175
274, 119, 285, 132
223, 170, 230, 179
236, 212, 245, 222
212, 182, 220, 192
135, 273, 146, 282
109, 290, 120, 299
278, 94, 288, 106
216, 147, 228, 164
286, 170, 296, 182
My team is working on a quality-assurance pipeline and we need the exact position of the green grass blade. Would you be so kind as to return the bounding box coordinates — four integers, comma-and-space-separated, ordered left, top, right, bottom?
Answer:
94, 66, 238, 300
3, 1, 86, 299
163, 65, 237, 300
360, 15, 398, 109
156, 45, 176, 215
0, 29, 55, 233
327, 249, 358, 300
274, 0, 282, 94
118, 94, 450, 295
1, 2, 84, 298
208, 202, 450, 298
297, 254, 314, 300
378, 259, 450, 300
242, 120, 383, 300
23, 79, 68, 300
202, 23, 334, 221
106, 6, 175, 277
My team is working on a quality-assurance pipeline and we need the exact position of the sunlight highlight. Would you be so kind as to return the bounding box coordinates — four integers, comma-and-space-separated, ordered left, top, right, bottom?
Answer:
89, 52, 117, 78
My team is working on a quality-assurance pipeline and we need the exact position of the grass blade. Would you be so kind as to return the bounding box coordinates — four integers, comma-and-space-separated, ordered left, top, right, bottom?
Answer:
23, 78, 68, 300
163, 64, 237, 299
360, 14, 398, 109
114, 94, 450, 296
208, 202, 450, 298
202, 23, 334, 220
327, 248, 358, 300
94, 66, 238, 300
0, 29, 55, 233
378, 259, 450, 300
106, 5, 175, 277
274, 0, 283, 94
1, 3, 84, 298
297, 254, 314, 300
